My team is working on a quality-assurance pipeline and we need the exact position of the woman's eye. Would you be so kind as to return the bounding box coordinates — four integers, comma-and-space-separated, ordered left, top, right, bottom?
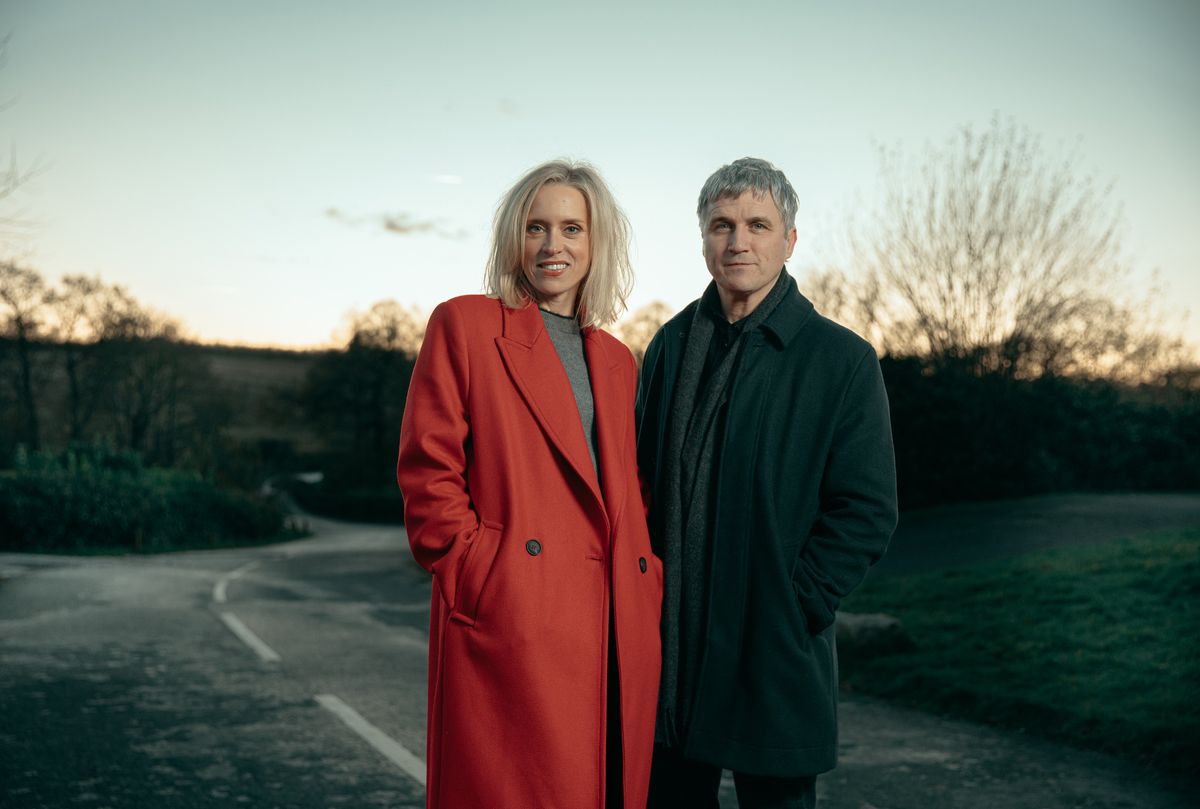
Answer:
564, 225, 581, 234
526, 224, 544, 234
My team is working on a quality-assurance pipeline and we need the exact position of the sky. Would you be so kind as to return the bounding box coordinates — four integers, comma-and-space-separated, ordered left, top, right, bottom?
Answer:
4, 0, 1199, 350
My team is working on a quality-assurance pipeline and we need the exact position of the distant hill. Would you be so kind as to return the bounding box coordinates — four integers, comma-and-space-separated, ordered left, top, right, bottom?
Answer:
185, 344, 328, 455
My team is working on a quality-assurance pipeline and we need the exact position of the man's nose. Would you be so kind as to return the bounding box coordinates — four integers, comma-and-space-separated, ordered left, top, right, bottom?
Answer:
728, 227, 750, 252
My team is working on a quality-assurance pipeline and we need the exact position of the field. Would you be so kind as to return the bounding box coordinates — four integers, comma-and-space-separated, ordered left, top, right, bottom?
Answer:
841, 526, 1200, 773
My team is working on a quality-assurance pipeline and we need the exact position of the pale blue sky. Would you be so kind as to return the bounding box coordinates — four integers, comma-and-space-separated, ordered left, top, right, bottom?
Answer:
5, 0, 1199, 348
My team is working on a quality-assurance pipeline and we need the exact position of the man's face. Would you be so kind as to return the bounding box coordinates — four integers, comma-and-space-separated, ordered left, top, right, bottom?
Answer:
702, 190, 797, 316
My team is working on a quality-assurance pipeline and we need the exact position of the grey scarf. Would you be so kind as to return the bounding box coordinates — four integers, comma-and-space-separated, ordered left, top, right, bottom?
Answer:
656, 269, 792, 744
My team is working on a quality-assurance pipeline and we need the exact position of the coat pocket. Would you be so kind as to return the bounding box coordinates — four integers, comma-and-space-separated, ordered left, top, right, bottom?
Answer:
783, 540, 813, 637
449, 520, 503, 627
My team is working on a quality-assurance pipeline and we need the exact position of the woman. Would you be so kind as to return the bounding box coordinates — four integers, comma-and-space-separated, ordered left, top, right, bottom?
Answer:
397, 160, 663, 809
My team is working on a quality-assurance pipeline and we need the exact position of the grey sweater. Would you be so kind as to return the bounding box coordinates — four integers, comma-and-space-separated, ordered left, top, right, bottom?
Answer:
539, 309, 599, 479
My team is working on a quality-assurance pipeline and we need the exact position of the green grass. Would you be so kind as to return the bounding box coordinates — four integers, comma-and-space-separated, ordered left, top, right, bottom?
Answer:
841, 526, 1200, 773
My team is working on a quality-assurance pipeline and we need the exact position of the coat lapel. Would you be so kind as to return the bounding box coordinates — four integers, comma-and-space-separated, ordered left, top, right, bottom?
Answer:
496, 303, 605, 511
584, 329, 628, 527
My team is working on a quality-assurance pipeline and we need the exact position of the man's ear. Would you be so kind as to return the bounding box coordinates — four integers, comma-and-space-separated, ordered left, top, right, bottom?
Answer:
784, 227, 798, 260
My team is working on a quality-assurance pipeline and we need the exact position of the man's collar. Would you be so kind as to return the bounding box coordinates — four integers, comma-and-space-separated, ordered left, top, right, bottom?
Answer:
759, 271, 815, 346
698, 269, 815, 346
699, 281, 725, 322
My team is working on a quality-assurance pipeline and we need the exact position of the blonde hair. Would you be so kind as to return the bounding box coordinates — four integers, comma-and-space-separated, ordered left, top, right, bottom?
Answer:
484, 159, 633, 329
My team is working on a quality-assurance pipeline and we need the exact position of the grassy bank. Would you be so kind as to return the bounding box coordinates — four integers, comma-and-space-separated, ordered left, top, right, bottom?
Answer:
840, 526, 1200, 773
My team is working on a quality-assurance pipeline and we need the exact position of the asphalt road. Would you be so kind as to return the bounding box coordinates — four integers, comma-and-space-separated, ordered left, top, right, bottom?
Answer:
2, 501, 1197, 809
1, 519, 428, 809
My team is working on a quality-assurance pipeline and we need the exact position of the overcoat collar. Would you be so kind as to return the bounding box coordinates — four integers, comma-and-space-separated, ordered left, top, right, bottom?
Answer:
759, 270, 816, 348
690, 270, 816, 349
494, 301, 625, 526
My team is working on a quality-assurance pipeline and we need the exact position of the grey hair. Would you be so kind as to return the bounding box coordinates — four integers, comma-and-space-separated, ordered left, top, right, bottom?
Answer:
696, 157, 798, 231
484, 159, 633, 329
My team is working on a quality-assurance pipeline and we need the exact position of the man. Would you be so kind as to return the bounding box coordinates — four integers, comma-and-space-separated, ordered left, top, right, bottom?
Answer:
635, 157, 898, 808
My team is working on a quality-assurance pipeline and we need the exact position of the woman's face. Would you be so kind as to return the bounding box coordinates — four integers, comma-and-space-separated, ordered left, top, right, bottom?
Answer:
522, 183, 591, 317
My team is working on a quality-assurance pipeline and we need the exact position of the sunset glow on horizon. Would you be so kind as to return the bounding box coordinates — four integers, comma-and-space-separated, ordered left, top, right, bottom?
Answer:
4, 0, 1199, 354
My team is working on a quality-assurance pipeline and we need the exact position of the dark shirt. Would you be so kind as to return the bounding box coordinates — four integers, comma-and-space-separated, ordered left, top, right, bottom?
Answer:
696, 290, 748, 394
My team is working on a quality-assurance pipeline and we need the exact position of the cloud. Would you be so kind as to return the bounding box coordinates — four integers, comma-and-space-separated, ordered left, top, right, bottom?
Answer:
325, 207, 465, 241
324, 207, 363, 226
382, 213, 437, 235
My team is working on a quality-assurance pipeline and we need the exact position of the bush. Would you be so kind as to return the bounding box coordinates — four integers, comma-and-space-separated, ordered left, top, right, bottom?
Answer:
0, 445, 286, 552
882, 356, 1200, 508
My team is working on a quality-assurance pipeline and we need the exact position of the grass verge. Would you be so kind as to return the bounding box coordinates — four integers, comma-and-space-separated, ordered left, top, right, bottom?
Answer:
840, 526, 1200, 773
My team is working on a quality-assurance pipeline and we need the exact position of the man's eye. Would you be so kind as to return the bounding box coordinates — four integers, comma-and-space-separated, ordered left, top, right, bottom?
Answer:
713, 223, 730, 232
751, 222, 767, 231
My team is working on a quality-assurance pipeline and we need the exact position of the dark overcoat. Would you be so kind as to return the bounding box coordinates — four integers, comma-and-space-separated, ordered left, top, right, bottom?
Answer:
398, 295, 663, 808
635, 275, 898, 776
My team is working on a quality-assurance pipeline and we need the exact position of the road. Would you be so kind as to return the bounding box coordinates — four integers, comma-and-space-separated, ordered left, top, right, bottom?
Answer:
2, 504, 1197, 808
1, 518, 427, 809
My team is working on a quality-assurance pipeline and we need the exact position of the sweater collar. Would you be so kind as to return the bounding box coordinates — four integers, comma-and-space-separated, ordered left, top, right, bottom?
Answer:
503, 298, 593, 347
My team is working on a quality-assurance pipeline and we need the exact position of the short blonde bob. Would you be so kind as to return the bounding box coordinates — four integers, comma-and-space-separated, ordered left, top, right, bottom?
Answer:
484, 159, 633, 329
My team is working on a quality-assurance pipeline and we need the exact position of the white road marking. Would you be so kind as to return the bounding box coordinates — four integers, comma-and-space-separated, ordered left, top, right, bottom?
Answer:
316, 693, 426, 786
213, 561, 259, 604
219, 611, 282, 662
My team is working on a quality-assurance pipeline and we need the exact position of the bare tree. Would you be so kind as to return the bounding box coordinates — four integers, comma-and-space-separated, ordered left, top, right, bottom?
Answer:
615, 301, 673, 367
802, 267, 886, 349
336, 300, 426, 354
301, 300, 424, 487
45, 274, 112, 440
96, 291, 189, 453
0, 260, 48, 449
0, 33, 48, 233
822, 116, 1183, 379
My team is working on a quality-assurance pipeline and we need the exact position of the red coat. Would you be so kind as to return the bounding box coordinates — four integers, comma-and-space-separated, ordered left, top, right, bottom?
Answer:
397, 295, 663, 809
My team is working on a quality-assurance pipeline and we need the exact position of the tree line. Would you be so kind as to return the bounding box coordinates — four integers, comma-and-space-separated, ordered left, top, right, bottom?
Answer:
3, 117, 1197, 519
0, 269, 231, 472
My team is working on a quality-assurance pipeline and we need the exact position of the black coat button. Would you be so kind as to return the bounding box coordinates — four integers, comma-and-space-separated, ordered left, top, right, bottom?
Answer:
639, 557, 647, 573
526, 539, 542, 556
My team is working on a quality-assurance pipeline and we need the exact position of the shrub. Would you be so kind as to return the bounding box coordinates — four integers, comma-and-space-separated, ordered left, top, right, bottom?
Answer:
0, 445, 285, 552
